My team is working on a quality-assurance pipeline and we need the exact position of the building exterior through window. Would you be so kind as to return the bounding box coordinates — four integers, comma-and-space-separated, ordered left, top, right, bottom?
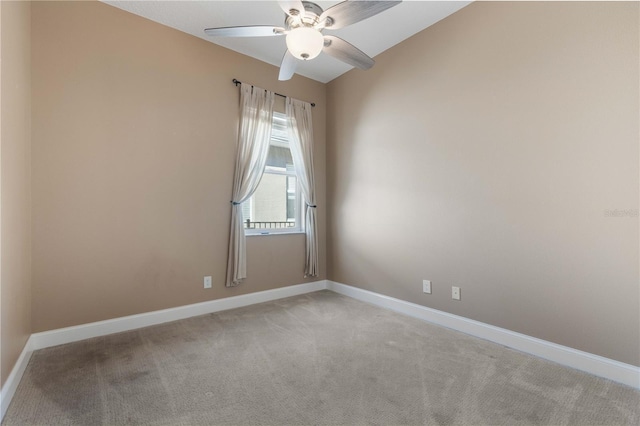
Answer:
242, 112, 302, 234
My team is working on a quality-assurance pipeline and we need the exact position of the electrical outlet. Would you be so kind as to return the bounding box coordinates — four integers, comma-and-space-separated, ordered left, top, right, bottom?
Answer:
204, 276, 212, 289
452, 286, 461, 301
422, 280, 431, 294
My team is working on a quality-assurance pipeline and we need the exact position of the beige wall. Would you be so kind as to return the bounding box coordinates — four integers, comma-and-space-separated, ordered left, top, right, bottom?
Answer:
327, 1, 639, 366
31, 1, 326, 332
4, 0, 638, 382
1, 1, 32, 386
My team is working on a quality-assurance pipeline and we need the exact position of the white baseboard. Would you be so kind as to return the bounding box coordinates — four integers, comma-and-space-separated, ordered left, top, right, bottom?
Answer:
327, 280, 640, 389
0, 336, 34, 421
2, 278, 638, 423
30, 280, 328, 351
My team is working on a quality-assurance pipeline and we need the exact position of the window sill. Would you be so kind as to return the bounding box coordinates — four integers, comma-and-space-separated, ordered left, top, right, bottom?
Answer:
246, 230, 305, 236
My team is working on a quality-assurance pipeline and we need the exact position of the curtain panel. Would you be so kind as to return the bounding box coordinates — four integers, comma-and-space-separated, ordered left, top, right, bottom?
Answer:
226, 83, 275, 287
286, 97, 318, 277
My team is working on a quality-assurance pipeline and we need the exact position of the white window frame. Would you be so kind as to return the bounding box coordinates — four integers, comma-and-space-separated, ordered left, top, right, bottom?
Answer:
244, 113, 304, 236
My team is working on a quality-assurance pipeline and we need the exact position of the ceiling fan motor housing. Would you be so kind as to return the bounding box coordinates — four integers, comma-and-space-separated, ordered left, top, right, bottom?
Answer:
285, 1, 324, 30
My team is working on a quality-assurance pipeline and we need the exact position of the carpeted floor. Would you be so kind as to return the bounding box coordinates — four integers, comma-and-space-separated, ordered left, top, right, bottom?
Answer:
3, 290, 640, 425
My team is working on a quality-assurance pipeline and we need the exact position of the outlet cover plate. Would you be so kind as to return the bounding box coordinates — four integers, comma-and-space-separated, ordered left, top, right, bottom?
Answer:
422, 280, 431, 294
452, 286, 461, 300
204, 276, 212, 289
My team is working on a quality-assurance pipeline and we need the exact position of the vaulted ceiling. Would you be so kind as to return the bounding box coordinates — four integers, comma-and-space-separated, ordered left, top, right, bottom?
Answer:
103, 1, 472, 83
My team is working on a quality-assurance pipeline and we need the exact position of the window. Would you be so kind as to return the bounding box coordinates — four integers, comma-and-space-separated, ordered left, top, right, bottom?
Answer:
242, 112, 302, 234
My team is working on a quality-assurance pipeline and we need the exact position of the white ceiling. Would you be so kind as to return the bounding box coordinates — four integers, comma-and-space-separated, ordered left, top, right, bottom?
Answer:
102, 1, 472, 83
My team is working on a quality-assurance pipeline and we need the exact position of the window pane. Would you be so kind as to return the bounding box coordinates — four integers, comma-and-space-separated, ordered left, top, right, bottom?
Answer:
286, 175, 296, 220
243, 174, 297, 230
242, 112, 299, 232
266, 145, 293, 169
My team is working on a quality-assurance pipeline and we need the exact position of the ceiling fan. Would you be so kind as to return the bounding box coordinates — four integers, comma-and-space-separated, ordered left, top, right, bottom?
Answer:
204, 1, 401, 81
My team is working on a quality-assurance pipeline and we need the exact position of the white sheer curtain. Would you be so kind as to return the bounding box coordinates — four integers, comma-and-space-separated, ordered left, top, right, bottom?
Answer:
226, 83, 275, 287
286, 97, 318, 277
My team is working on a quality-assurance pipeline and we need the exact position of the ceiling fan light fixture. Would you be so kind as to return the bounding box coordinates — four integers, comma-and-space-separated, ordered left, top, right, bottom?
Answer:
286, 27, 324, 60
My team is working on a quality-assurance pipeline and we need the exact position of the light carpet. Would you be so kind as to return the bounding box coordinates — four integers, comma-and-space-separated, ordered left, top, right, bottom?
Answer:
3, 290, 639, 425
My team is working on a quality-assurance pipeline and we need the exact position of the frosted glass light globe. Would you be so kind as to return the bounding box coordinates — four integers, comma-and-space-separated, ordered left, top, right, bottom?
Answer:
286, 27, 324, 60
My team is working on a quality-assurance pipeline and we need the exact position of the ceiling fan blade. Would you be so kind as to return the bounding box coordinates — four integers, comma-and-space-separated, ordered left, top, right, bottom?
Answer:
279, 50, 299, 81
279, 0, 305, 17
204, 26, 285, 37
320, 1, 402, 30
323, 35, 374, 70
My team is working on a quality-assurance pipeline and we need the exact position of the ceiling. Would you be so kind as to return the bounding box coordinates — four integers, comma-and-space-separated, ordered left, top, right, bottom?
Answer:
102, 1, 472, 83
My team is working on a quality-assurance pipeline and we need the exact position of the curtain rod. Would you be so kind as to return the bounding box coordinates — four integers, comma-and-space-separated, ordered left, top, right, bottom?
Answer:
232, 79, 316, 107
